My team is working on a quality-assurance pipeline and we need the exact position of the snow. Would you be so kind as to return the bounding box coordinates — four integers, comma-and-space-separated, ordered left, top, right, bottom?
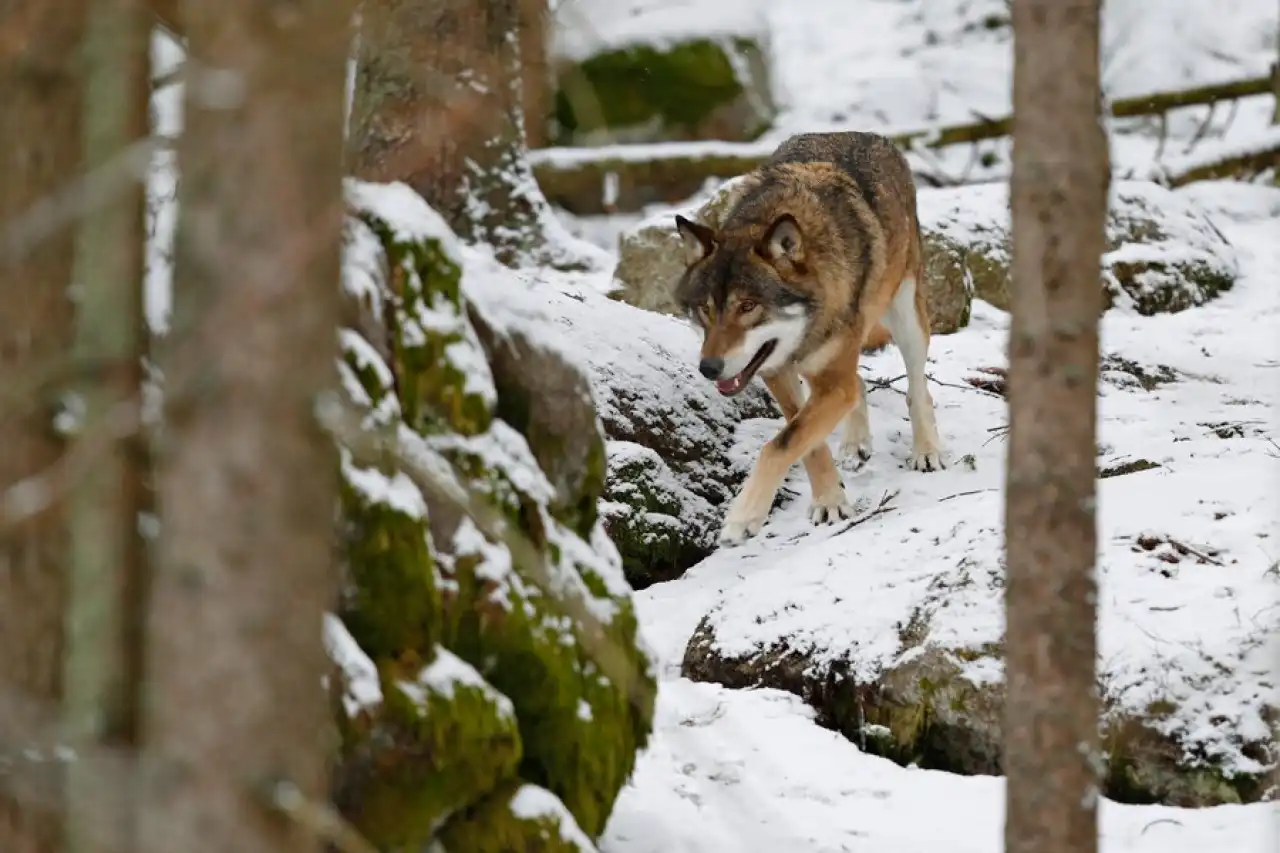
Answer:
323, 613, 382, 717
509, 783, 599, 852
588, 180, 1280, 852
552, 0, 769, 63
601, 680, 1276, 853
340, 446, 428, 520
417, 646, 516, 720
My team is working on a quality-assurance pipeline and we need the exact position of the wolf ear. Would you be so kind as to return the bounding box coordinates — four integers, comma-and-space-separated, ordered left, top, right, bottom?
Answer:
760, 214, 805, 266
675, 214, 716, 266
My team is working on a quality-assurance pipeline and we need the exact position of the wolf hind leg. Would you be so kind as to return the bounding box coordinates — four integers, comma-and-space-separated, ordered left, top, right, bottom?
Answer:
838, 374, 873, 469
882, 275, 945, 472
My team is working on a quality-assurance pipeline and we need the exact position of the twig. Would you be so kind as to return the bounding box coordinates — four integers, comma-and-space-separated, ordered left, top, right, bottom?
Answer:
1181, 101, 1219, 156
939, 488, 996, 503
831, 489, 899, 535
865, 373, 907, 396
983, 424, 1010, 447
1166, 538, 1225, 567
927, 371, 1004, 399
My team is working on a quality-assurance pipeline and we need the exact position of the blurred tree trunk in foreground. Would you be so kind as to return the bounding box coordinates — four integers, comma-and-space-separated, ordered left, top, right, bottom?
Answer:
519, 0, 552, 149
139, 0, 353, 850
60, 0, 152, 850
1004, 2, 1109, 853
0, 3, 87, 850
349, 0, 555, 265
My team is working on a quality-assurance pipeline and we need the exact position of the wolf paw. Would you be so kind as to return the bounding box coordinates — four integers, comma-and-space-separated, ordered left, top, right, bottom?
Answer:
718, 515, 766, 547
908, 447, 946, 472
718, 492, 770, 547
838, 437, 873, 470
808, 488, 856, 525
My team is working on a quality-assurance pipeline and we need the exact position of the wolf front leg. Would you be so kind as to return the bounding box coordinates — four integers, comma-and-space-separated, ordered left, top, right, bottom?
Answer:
720, 362, 860, 546
762, 370, 853, 524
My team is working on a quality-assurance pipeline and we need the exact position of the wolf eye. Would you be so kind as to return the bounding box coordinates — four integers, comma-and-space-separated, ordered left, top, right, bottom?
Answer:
738, 300, 758, 314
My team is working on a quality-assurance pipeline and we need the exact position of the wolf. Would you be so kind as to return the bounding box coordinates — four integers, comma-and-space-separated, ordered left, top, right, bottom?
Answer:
673, 131, 946, 547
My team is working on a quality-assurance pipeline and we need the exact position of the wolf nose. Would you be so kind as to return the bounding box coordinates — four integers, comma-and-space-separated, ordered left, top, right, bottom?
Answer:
698, 357, 724, 380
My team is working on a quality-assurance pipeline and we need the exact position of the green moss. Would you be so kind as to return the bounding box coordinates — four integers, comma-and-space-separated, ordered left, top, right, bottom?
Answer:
601, 448, 715, 589
337, 193, 657, 844
436, 783, 594, 853
337, 658, 522, 852
1105, 259, 1234, 315
442, 515, 656, 838
338, 470, 442, 663
359, 211, 492, 437
555, 38, 763, 142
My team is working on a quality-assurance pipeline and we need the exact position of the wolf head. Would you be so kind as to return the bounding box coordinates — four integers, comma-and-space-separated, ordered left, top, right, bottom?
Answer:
673, 212, 813, 397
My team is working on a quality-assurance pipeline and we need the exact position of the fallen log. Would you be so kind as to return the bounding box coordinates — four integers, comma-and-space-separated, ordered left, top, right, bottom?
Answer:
1145, 126, 1280, 187
533, 74, 1275, 215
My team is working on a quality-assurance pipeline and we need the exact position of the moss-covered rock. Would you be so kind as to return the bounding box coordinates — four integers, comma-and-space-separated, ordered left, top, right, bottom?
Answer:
338, 455, 442, 663
468, 305, 607, 540
682, 613, 1271, 807
435, 782, 598, 853
330, 636, 523, 851
461, 256, 780, 590
600, 441, 720, 589
916, 180, 1239, 315
609, 176, 752, 317
330, 179, 657, 848
552, 35, 775, 146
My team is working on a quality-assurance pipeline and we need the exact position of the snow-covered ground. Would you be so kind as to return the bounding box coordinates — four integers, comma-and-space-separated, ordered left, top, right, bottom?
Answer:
582, 178, 1279, 851
540, 2, 1280, 849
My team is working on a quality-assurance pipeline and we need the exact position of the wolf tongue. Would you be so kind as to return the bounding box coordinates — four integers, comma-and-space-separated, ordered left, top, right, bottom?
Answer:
715, 375, 742, 396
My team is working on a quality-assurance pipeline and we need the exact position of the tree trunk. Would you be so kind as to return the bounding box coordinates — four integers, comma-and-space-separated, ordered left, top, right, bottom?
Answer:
0, 3, 87, 850
350, 0, 555, 265
1004, 2, 1108, 853
519, 0, 552, 149
60, 0, 152, 850
138, 0, 353, 850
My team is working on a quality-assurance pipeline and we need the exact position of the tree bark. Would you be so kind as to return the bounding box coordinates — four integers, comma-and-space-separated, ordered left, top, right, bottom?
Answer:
350, 0, 552, 264
0, 3, 87, 850
138, 0, 353, 851
1004, 2, 1108, 853
519, 0, 552, 149
60, 0, 152, 850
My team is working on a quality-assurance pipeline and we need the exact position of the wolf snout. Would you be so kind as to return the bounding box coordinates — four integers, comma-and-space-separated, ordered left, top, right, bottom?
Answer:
698, 357, 724, 380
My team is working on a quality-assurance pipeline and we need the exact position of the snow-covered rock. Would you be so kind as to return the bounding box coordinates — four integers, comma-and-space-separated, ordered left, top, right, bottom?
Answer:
665, 182, 1279, 808
552, 0, 776, 146
922, 180, 1240, 316
463, 266, 779, 590
330, 181, 658, 848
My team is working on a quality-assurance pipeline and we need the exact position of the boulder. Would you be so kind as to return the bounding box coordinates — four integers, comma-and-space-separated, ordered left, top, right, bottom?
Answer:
551, 3, 775, 146
918, 180, 1239, 315
600, 442, 722, 589
610, 176, 752, 317
330, 180, 657, 848
679, 484, 1276, 807
460, 263, 779, 590
436, 783, 599, 853
610, 177, 974, 334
